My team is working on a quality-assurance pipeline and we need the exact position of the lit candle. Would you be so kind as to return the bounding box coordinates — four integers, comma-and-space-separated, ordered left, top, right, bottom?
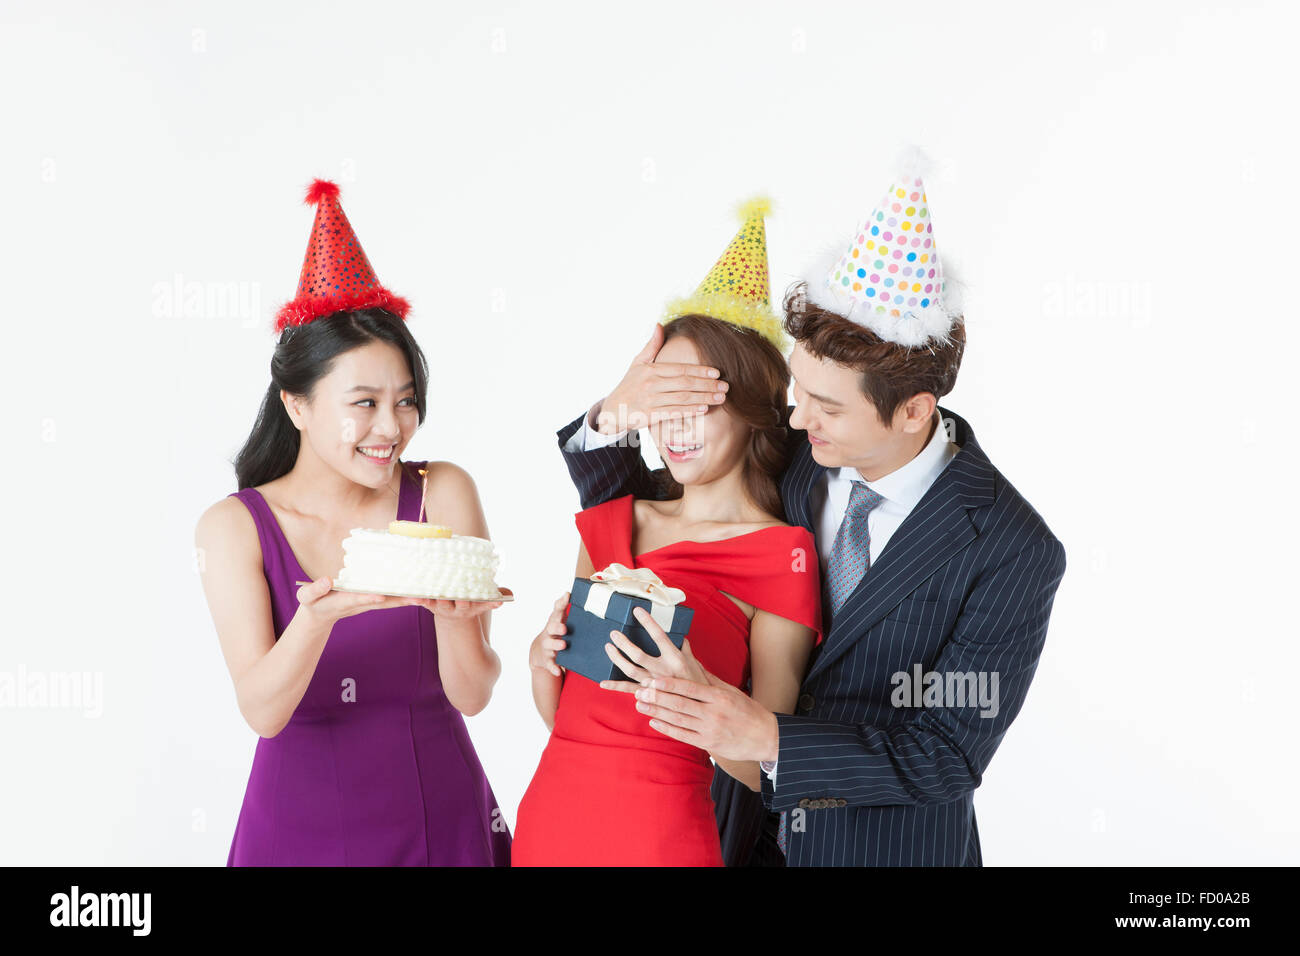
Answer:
418, 467, 429, 524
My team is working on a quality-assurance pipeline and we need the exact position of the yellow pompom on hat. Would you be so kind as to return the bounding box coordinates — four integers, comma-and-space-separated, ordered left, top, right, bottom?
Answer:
663, 196, 788, 352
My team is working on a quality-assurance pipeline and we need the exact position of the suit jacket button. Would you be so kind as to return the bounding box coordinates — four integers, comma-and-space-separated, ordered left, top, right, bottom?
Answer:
798, 798, 811, 809
798, 693, 815, 712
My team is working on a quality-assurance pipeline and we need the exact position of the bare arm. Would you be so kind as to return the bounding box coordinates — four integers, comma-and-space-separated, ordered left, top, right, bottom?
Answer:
421, 461, 504, 717
529, 542, 594, 730
195, 497, 412, 738
713, 609, 815, 791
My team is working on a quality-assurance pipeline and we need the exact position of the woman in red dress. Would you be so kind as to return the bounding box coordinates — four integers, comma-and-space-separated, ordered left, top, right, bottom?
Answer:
513, 314, 823, 866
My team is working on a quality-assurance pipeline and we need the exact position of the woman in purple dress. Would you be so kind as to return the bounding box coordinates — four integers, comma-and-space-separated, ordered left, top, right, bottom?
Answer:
197, 307, 511, 865
195, 180, 510, 865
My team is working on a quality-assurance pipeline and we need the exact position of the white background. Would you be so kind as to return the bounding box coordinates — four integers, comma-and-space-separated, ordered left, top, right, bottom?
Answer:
2, 0, 1296, 865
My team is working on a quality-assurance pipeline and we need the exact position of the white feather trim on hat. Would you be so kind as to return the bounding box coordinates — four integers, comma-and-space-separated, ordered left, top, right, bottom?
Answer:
798, 239, 965, 348
894, 143, 939, 185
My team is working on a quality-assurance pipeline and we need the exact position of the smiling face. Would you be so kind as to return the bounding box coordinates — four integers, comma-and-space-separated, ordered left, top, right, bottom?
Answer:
649, 334, 751, 486
788, 341, 934, 478
283, 340, 420, 486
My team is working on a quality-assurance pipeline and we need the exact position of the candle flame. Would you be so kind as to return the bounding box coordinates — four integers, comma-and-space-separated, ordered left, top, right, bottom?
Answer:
417, 466, 429, 523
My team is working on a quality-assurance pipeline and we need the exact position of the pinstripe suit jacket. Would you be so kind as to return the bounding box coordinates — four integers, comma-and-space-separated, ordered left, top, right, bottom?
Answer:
556, 406, 1066, 866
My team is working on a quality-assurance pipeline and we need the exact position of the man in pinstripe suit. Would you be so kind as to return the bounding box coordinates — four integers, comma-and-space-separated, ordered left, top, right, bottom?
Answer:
555, 285, 1066, 866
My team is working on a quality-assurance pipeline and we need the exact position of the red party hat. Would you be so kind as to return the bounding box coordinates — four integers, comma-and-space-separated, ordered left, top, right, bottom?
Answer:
273, 179, 410, 334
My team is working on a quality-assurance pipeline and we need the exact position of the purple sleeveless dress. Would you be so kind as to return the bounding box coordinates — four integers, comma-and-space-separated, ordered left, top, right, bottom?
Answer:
225, 460, 511, 866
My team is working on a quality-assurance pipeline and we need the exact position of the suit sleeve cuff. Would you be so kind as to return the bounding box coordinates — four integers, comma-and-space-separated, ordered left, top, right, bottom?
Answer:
559, 402, 629, 453
758, 735, 781, 809
761, 714, 814, 812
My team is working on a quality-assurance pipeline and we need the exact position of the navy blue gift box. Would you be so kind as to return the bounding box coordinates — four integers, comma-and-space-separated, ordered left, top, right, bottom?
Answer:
556, 577, 694, 684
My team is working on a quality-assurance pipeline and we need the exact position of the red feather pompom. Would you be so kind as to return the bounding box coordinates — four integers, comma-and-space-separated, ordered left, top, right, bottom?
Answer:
303, 179, 341, 205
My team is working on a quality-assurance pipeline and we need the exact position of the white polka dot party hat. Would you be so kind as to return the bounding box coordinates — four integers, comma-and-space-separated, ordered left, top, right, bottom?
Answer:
803, 150, 961, 347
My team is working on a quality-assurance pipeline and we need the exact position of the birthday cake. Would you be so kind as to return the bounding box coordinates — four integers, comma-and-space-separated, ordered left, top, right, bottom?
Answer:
335, 520, 503, 600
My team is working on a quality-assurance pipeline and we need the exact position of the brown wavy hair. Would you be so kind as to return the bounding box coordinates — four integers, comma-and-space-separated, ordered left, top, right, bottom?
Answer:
656, 314, 792, 521
782, 282, 965, 425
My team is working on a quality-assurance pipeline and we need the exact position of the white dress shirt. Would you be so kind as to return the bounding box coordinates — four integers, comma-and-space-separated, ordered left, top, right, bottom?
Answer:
810, 413, 959, 571
568, 404, 960, 786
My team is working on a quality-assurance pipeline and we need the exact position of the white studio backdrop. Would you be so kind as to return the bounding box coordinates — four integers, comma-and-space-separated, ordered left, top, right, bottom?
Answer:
1, 0, 1296, 865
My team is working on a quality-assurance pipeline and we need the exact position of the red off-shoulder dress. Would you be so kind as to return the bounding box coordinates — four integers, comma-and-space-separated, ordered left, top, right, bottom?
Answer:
513, 494, 822, 866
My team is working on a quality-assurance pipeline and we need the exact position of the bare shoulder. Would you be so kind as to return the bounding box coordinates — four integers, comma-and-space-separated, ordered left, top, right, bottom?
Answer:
634, 498, 664, 520
420, 459, 479, 494
194, 495, 261, 568
417, 460, 487, 532
634, 498, 678, 535
195, 495, 256, 545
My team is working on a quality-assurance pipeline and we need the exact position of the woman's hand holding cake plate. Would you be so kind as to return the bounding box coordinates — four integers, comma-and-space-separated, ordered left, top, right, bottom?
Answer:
294, 575, 429, 623
420, 588, 512, 620
294, 576, 510, 623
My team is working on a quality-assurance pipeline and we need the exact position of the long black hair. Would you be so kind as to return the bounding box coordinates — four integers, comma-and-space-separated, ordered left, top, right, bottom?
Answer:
233, 308, 429, 490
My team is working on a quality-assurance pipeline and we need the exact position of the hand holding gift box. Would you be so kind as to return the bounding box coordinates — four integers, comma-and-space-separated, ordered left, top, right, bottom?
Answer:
600, 604, 712, 692
556, 564, 694, 685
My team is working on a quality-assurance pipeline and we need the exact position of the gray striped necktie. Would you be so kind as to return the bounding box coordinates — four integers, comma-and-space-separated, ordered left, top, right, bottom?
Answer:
826, 481, 885, 620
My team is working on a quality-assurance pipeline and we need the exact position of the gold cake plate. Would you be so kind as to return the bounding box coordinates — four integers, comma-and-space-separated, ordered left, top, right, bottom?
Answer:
293, 581, 514, 602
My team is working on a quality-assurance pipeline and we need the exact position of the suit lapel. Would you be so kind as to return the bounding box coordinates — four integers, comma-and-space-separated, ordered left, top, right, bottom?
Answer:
781, 437, 826, 534
805, 488, 973, 682
803, 408, 996, 683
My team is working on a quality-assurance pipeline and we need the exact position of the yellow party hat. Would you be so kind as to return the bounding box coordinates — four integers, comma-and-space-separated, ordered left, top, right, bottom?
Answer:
664, 196, 788, 351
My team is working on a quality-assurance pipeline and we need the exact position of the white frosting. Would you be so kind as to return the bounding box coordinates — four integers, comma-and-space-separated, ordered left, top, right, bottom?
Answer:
335, 528, 502, 600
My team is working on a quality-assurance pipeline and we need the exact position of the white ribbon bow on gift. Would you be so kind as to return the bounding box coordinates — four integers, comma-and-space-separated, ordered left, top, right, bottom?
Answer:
583, 563, 685, 632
